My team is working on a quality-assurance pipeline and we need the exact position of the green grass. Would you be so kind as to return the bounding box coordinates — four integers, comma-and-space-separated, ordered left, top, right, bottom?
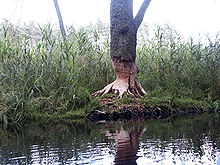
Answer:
0, 22, 219, 125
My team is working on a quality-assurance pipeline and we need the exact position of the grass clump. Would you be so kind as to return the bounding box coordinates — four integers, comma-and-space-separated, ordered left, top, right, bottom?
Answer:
0, 22, 112, 124
137, 25, 220, 103
0, 22, 219, 125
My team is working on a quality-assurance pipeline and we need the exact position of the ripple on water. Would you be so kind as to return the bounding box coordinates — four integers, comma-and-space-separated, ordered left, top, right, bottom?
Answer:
136, 137, 220, 165
0, 113, 220, 165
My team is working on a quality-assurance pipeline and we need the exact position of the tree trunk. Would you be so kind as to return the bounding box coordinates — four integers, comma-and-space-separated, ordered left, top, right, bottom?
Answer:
53, 0, 66, 41
94, 0, 151, 97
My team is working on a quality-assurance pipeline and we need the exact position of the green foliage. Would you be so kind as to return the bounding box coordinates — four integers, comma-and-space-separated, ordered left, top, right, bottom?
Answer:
137, 25, 220, 101
0, 22, 113, 124
0, 22, 219, 124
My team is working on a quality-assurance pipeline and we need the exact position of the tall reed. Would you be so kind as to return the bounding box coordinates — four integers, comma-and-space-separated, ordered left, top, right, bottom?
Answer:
0, 22, 113, 124
137, 25, 220, 102
0, 22, 219, 125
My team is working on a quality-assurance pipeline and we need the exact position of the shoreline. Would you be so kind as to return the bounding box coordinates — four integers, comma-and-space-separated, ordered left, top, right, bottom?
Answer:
0, 96, 219, 127
87, 96, 218, 122
88, 106, 206, 122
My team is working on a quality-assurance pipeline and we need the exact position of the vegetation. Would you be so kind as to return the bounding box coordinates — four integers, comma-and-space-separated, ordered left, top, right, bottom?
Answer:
0, 22, 219, 126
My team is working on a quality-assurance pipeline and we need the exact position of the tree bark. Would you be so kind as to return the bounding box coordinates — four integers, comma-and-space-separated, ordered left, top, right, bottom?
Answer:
53, 0, 66, 41
94, 0, 151, 97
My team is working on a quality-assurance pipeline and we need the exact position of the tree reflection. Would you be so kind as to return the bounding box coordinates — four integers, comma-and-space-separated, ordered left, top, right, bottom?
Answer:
104, 123, 146, 165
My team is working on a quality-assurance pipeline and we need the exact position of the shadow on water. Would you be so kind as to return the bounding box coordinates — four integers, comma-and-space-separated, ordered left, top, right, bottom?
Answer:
0, 113, 220, 164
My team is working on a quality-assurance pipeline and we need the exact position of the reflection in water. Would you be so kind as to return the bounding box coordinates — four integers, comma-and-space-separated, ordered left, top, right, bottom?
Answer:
104, 123, 146, 164
0, 113, 220, 164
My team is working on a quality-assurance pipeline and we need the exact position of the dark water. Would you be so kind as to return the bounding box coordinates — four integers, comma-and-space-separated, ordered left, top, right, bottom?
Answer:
0, 113, 220, 165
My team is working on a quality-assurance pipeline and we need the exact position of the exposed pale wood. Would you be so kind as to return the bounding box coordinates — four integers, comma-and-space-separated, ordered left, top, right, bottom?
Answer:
93, 59, 146, 97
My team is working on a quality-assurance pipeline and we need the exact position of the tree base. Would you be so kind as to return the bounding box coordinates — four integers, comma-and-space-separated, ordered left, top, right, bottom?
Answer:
93, 59, 146, 98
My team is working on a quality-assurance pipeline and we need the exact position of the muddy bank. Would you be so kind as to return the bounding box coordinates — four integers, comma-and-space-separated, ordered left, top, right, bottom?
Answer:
88, 106, 208, 122
87, 97, 210, 122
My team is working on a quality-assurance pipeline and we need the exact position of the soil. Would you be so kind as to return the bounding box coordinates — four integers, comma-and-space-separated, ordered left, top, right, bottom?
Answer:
87, 96, 205, 122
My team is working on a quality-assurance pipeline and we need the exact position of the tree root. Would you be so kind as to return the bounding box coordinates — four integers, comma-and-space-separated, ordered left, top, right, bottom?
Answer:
93, 58, 147, 98
93, 78, 146, 98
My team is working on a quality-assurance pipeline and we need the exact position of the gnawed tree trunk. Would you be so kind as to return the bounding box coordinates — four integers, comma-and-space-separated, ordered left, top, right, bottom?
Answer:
94, 0, 151, 97
53, 0, 66, 41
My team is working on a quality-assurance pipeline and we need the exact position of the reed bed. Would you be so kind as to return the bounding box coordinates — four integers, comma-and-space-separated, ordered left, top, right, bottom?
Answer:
0, 22, 219, 125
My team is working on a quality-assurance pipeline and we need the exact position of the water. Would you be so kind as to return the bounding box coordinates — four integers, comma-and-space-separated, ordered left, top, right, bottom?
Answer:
0, 113, 219, 165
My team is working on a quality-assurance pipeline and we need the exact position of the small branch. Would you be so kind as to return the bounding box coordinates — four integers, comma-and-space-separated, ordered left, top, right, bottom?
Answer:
53, 0, 66, 42
134, 0, 152, 29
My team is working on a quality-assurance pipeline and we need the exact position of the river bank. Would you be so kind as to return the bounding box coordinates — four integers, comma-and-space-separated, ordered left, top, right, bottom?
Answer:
0, 22, 219, 126
88, 95, 219, 122
1, 92, 219, 128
